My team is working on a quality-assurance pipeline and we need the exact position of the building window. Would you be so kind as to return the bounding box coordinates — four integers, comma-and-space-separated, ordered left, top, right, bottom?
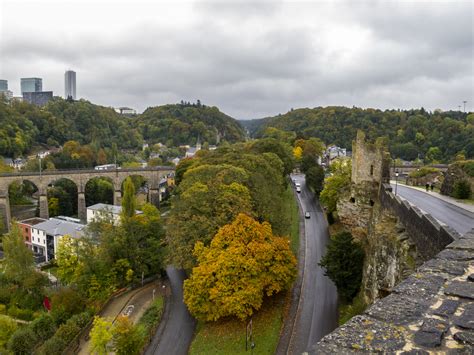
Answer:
370, 165, 374, 176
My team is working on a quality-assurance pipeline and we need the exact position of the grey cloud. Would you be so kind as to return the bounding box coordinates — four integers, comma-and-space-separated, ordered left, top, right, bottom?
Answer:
1, 0, 472, 118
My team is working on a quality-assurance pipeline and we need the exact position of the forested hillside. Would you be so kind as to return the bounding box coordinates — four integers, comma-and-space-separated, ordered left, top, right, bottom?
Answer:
135, 102, 245, 146
0, 97, 141, 157
248, 107, 474, 162
0, 98, 245, 158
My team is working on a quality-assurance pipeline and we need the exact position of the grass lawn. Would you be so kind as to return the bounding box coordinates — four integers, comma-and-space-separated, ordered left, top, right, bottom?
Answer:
190, 293, 287, 355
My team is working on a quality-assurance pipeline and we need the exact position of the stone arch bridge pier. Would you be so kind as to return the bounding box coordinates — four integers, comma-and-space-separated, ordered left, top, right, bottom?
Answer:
0, 166, 175, 230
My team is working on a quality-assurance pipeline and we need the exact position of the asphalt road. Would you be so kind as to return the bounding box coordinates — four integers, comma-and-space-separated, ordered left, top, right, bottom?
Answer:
393, 184, 474, 235
288, 174, 338, 354
145, 266, 196, 355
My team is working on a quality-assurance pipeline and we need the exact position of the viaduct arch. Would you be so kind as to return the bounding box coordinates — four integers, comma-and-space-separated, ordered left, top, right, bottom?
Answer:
0, 166, 175, 230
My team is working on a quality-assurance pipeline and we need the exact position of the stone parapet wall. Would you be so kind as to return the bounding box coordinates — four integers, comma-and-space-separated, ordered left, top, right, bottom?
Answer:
380, 183, 459, 261
311, 229, 474, 353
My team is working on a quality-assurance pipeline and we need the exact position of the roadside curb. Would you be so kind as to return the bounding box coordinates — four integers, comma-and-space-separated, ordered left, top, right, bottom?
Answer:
276, 181, 306, 355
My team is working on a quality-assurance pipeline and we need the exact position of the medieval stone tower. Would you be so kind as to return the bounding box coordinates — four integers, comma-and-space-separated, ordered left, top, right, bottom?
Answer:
338, 130, 391, 231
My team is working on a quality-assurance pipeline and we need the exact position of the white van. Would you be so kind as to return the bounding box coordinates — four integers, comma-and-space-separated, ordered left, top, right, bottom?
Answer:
296, 186, 301, 193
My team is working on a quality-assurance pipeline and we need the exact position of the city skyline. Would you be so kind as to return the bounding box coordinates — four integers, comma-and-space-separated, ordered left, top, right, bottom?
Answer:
0, 0, 472, 118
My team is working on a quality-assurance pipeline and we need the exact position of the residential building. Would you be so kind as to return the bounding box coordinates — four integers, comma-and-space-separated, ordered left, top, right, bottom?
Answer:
18, 218, 47, 252
21, 77, 42, 94
23, 91, 53, 106
115, 107, 136, 115
86, 203, 142, 225
324, 145, 348, 165
30, 218, 86, 262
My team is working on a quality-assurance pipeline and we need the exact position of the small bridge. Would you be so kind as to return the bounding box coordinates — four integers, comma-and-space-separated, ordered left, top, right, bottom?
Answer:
0, 166, 175, 230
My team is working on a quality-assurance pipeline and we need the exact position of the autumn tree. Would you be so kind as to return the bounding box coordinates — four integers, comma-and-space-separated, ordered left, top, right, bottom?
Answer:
90, 316, 113, 355
112, 316, 143, 355
183, 214, 296, 321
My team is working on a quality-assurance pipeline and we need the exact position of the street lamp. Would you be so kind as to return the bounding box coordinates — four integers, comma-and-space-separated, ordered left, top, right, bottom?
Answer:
395, 170, 399, 195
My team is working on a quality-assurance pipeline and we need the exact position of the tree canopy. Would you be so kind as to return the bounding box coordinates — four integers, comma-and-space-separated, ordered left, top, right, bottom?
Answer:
183, 214, 296, 321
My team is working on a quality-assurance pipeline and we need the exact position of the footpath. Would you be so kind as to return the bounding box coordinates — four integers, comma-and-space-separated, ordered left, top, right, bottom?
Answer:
77, 280, 163, 355
390, 181, 474, 213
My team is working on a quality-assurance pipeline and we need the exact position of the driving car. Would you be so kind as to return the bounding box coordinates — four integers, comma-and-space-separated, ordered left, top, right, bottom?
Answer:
296, 186, 301, 193
305, 212, 310, 218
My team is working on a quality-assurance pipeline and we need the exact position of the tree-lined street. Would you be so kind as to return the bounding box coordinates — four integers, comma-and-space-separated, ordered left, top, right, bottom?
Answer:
288, 174, 338, 354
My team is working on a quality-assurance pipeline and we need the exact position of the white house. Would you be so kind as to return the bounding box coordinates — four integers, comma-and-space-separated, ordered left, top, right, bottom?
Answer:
30, 218, 86, 262
86, 203, 142, 225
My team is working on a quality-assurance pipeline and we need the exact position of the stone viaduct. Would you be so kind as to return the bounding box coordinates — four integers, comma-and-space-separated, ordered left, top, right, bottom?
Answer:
0, 166, 175, 230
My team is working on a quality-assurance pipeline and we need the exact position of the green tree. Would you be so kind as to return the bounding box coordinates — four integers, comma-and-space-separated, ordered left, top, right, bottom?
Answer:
320, 159, 351, 213
452, 180, 471, 199
30, 313, 57, 342
121, 177, 136, 220
112, 316, 143, 355
2, 223, 34, 283
90, 316, 113, 355
0, 315, 17, 350
305, 164, 325, 196
319, 231, 365, 302
8, 327, 38, 355
184, 214, 296, 321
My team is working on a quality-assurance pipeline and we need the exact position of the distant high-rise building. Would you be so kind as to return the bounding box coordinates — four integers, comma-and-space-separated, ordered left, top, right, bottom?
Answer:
64, 70, 76, 100
21, 78, 42, 94
23, 91, 53, 107
0, 79, 8, 91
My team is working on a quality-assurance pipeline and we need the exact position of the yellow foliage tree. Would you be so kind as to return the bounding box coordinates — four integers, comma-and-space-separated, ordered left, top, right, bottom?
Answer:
293, 146, 303, 162
183, 214, 296, 321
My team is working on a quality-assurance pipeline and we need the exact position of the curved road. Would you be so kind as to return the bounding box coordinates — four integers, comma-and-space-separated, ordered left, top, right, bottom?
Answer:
145, 267, 196, 355
394, 185, 474, 235
288, 174, 338, 354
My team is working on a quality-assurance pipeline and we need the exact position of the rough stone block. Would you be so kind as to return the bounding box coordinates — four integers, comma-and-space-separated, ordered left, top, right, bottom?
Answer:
309, 315, 406, 353
454, 303, 474, 330
420, 259, 467, 276
437, 249, 474, 262
414, 330, 443, 348
366, 294, 429, 325
448, 238, 474, 252
433, 299, 461, 318
445, 281, 474, 300
454, 331, 474, 346
393, 273, 445, 298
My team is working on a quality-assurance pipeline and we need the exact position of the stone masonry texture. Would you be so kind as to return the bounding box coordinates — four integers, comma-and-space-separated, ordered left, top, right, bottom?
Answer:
310, 229, 474, 354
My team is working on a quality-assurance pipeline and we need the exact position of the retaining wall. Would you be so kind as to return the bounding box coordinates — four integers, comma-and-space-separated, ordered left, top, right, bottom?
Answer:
379, 183, 459, 260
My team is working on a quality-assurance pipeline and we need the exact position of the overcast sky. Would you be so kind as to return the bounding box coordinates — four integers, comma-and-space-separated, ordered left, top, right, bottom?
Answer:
1, 0, 472, 119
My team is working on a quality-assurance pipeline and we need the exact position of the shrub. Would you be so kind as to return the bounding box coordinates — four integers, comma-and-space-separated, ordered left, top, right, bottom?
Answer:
7, 305, 34, 321
8, 327, 38, 355
30, 313, 57, 342
452, 180, 471, 199
35, 311, 91, 355
0, 304, 6, 314
462, 161, 474, 177
51, 287, 86, 326
37, 336, 67, 355
319, 231, 365, 303
408, 166, 439, 178
0, 315, 18, 349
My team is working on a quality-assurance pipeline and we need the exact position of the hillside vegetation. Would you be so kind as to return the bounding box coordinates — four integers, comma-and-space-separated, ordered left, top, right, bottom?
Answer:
245, 107, 474, 162
0, 98, 245, 158
136, 102, 245, 146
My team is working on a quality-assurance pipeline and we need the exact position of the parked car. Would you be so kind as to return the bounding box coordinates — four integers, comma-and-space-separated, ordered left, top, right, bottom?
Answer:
305, 212, 310, 219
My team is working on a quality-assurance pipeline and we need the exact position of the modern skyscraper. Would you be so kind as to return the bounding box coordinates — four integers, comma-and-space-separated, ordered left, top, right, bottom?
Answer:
21, 78, 42, 94
64, 70, 76, 100
0, 79, 8, 91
